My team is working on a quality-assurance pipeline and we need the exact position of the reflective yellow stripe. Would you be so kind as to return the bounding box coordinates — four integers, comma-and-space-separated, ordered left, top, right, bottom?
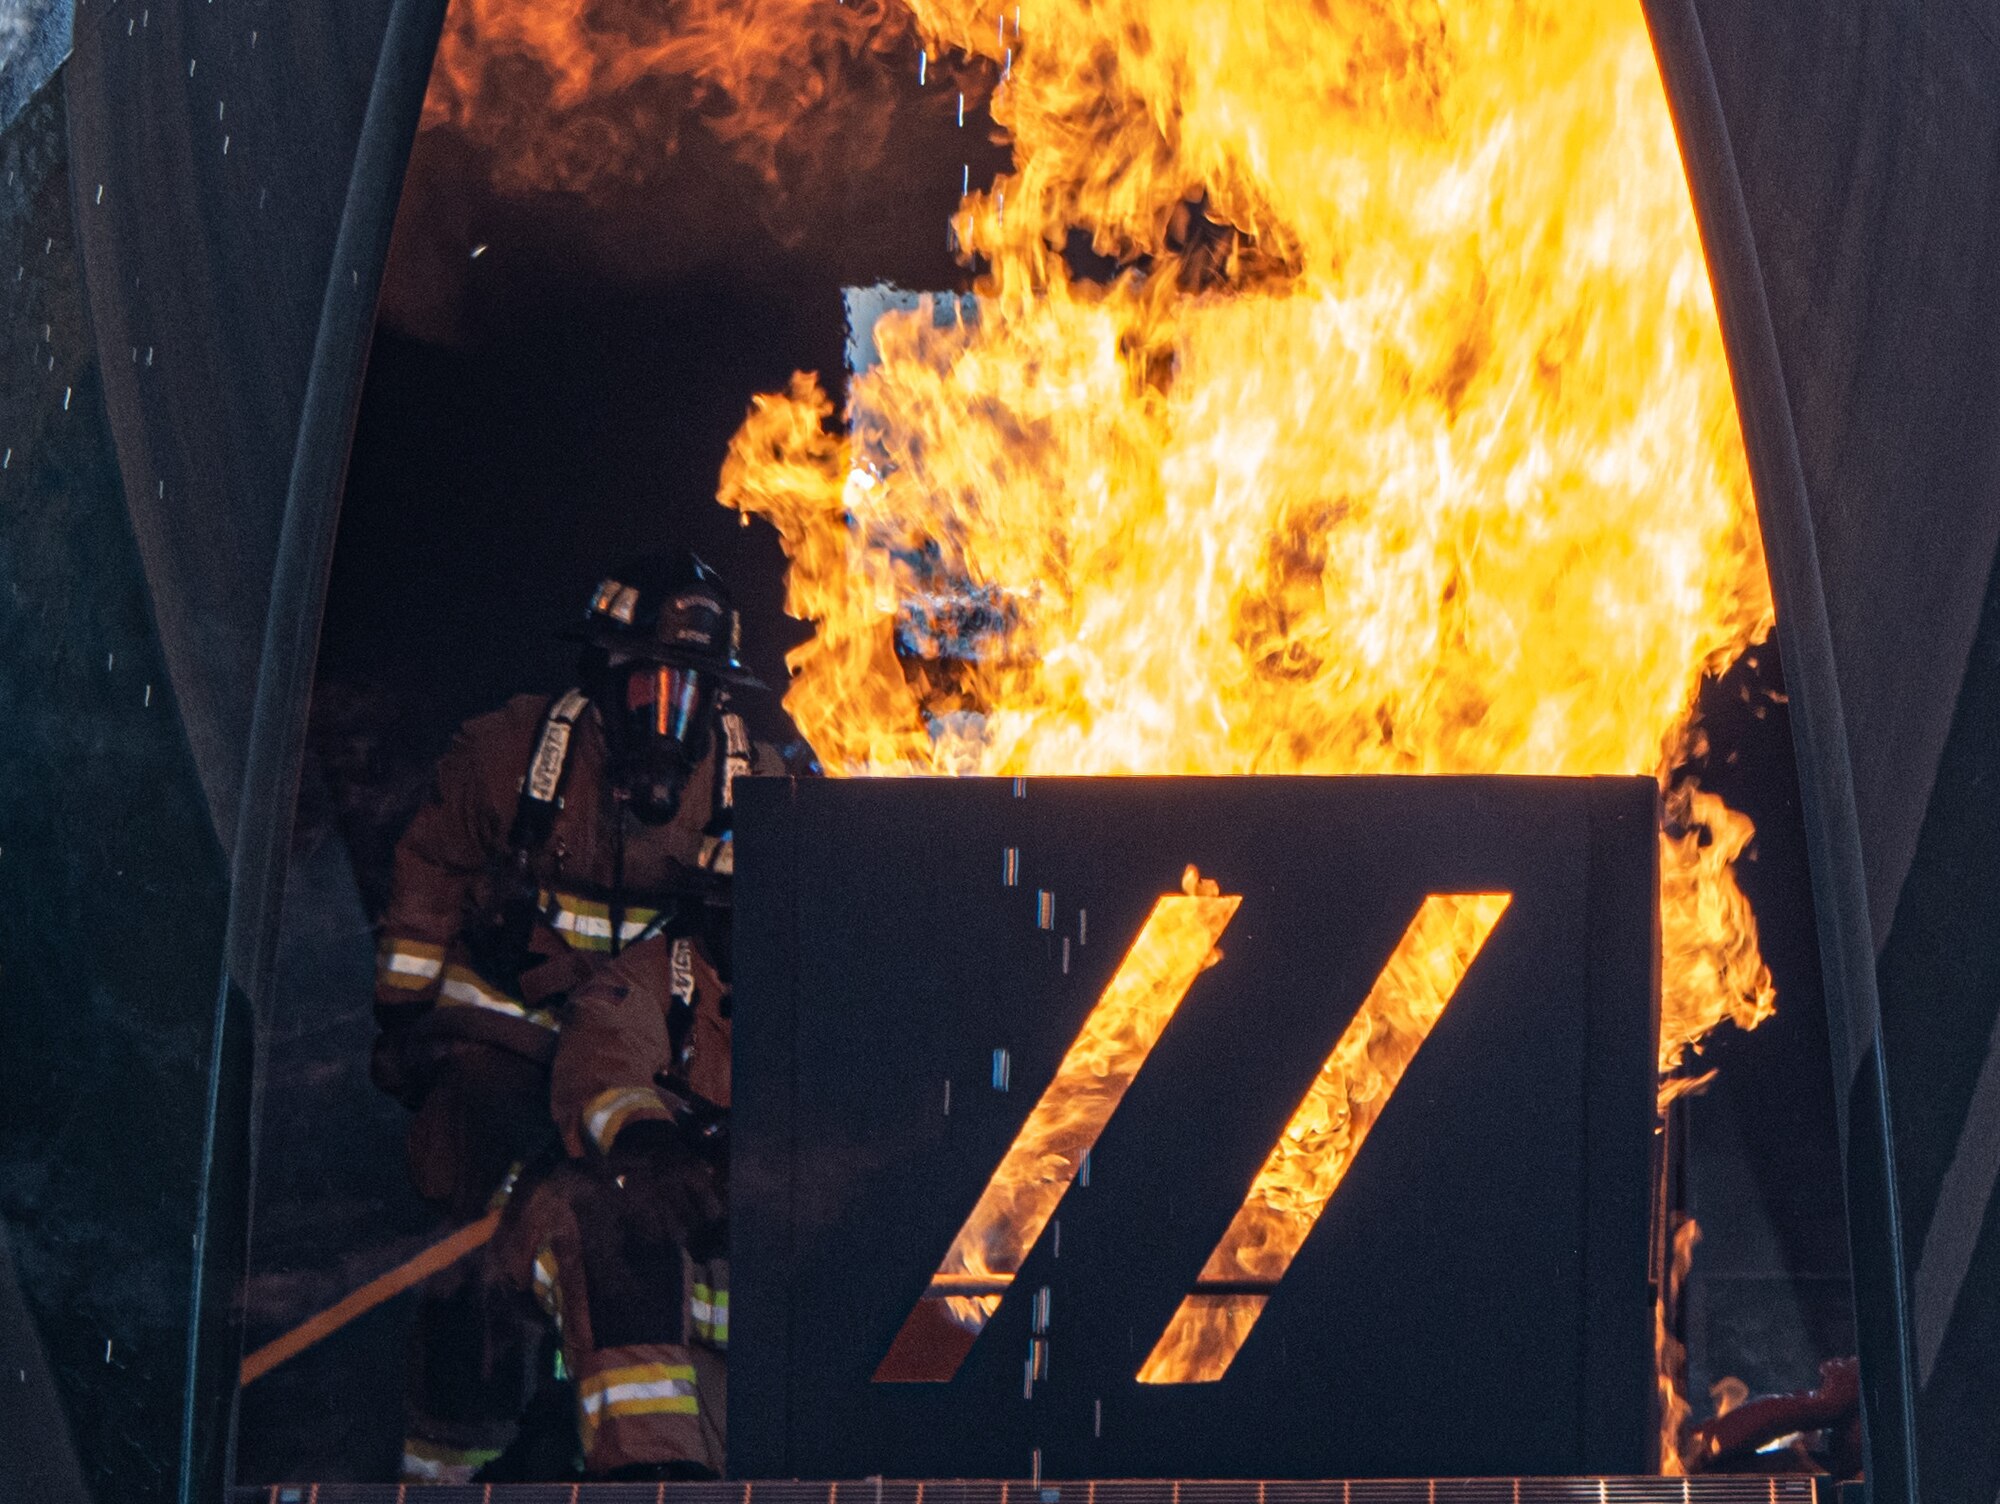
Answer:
606, 1394, 699, 1417
400, 1438, 502, 1483
578, 1362, 699, 1437
691, 1284, 729, 1345
580, 1361, 696, 1394
579, 1364, 699, 1420
584, 1087, 669, 1150
538, 890, 661, 952
437, 965, 558, 1029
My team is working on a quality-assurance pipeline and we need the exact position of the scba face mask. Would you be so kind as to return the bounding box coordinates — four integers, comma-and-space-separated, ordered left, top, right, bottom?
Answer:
616, 663, 717, 824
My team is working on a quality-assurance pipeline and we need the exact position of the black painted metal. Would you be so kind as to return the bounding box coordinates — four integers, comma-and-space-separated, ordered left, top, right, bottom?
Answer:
1643, 5, 2000, 1497
186, 0, 449, 1495
0, 1219, 90, 1502
732, 776, 1660, 1481
0, 0, 450, 1498
65, 0, 402, 847
0, 73, 235, 1504
1875, 546, 2000, 1504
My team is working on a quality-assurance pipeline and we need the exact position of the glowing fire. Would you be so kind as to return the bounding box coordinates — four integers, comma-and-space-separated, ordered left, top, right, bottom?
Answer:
720, 0, 1776, 1076
699, 0, 1773, 1457
1139, 891, 1511, 1383
877, 867, 1239, 1382
1657, 1215, 1702, 1473
423, 0, 959, 202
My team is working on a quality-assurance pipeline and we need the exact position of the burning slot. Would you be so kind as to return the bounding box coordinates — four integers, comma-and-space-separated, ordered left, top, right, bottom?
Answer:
1137, 892, 1512, 1384
875, 876, 1239, 1383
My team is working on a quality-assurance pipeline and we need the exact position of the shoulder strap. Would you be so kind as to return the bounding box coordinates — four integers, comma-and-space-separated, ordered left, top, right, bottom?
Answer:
699, 707, 755, 874
508, 689, 590, 856
716, 712, 752, 816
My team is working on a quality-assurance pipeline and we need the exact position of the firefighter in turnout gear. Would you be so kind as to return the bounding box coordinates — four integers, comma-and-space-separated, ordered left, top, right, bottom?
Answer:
372, 549, 779, 1482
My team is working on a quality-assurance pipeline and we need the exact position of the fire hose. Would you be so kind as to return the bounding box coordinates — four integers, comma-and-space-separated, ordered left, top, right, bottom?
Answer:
244, 899, 731, 1388
238, 1083, 722, 1386
238, 1211, 503, 1387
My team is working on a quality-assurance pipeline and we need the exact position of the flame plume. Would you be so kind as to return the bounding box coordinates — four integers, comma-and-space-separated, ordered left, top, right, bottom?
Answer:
1658, 1215, 1703, 1472
423, 0, 964, 203
722, 0, 1776, 1074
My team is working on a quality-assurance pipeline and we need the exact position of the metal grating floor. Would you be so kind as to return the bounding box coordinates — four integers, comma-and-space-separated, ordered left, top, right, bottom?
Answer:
235, 1478, 1832, 1504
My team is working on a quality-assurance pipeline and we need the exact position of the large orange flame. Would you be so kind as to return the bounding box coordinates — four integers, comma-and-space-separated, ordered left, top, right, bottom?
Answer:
721, 0, 1776, 1075
1658, 1214, 1702, 1473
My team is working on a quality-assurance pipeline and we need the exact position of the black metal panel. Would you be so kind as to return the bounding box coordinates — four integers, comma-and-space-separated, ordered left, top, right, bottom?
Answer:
64, 0, 402, 842
4, 0, 447, 1497
1875, 541, 2000, 1504
0, 74, 232, 1504
733, 776, 1658, 1481
1679, 1, 2000, 961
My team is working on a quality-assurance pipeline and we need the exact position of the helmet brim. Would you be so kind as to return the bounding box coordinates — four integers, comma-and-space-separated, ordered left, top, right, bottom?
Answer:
563, 621, 767, 687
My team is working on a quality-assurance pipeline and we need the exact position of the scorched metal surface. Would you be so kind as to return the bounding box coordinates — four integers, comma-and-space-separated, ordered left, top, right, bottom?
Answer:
730, 775, 1659, 1480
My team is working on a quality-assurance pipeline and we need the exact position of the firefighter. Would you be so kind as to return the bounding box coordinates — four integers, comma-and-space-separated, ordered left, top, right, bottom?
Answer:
370, 549, 781, 1482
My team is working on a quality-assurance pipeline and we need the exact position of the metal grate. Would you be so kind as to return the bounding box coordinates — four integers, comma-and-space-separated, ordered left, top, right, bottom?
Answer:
233, 1479, 1825, 1504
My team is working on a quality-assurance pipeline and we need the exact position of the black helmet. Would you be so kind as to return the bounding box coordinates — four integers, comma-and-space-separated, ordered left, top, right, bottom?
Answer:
571, 549, 759, 824
568, 548, 762, 686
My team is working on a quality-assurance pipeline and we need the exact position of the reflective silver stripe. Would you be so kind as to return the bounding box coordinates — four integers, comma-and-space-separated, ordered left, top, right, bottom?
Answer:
691, 1283, 729, 1343
438, 970, 557, 1029
719, 712, 751, 811
549, 907, 657, 943
525, 690, 590, 805
526, 723, 573, 804
382, 949, 444, 979
400, 1453, 471, 1484
580, 1377, 697, 1416
400, 1440, 501, 1483
586, 1088, 665, 1147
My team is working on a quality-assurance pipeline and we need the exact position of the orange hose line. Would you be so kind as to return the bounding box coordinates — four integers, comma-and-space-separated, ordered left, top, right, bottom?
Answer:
238, 1209, 503, 1387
